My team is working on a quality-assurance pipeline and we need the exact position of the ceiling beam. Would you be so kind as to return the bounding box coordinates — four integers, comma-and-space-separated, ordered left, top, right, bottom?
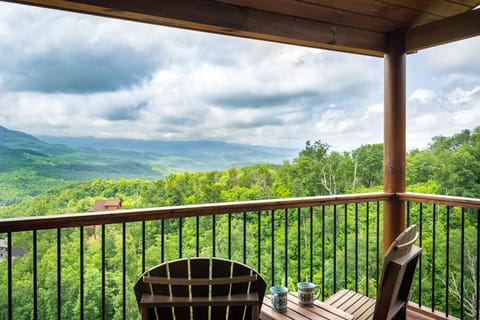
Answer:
4, 0, 385, 56
406, 8, 480, 53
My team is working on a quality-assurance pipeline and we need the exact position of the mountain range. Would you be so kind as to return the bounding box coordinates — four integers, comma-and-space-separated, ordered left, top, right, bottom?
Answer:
0, 125, 297, 205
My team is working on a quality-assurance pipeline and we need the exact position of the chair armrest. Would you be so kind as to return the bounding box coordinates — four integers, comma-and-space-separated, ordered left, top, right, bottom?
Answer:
394, 232, 418, 250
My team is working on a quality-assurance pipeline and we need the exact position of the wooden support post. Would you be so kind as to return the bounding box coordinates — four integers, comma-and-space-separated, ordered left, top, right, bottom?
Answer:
383, 30, 406, 254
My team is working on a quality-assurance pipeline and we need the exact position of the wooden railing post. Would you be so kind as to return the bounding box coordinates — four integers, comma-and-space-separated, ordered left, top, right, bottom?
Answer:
384, 29, 406, 254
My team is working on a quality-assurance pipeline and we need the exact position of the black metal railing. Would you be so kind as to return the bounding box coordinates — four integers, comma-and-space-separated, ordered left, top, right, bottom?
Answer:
0, 192, 479, 319
399, 193, 480, 320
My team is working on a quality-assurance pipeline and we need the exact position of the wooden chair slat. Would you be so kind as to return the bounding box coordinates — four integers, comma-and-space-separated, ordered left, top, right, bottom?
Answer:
230, 261, 254, 320
141, 263, 172, 320
168, 259, 190, 319
190, 258, 210, 320
211, 258, 232, 319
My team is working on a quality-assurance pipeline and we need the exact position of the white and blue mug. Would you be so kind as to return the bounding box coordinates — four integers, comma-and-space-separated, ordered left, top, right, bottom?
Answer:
270, 286, 288, 313
297, 282, 320, 306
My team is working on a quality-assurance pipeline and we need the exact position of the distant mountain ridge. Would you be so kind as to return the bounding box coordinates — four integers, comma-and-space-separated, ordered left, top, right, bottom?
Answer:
0, 125, 298, 205
38, 135, 295, 157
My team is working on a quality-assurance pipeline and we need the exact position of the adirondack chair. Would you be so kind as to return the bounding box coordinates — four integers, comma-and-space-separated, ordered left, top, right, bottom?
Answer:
134, 257, 267, 320
324, 225, 422, 320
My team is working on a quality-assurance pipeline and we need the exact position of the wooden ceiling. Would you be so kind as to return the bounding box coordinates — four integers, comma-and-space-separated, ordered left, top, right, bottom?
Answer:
4, 0, 480, 57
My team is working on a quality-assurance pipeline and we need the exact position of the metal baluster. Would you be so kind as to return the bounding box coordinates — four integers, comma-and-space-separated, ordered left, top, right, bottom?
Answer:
142, 221, 146, 272
285, 208, 288, 287
310, 207, 313, 285
258, 211, 261, 274
212, 215, 216, 257
102, 225, 106, 320
461, 208, 465, 320
344, 204, 348, 289
297, 207, 301, 284
321, 206, 325, 300
80, 227, 84, 320
418, 203, 423, 307
57, 228, 61, 320
243, 212, 247, 264
476, 208, 479, 320
366, 202, 369, 297
33, 230, 38, 320
196, 216, 200, 257
376, 202, 380, 287
271, 209, 275, 286
161, 219, 165, 263
432, 204, 436, 311
7, 232, 12, 320
446, 206, 450, 315
228, 213, 232, 260
407, 201, 411, 226
355, 203, 358, 292
122, 223, 126, 320
179, 218, 183, 258
333, 204, 337, 293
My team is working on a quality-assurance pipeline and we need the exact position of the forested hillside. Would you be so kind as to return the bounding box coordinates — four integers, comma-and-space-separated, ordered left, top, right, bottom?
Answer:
0, 127, 479, 319
2, 127, 478, 226
0, 125, 296, 205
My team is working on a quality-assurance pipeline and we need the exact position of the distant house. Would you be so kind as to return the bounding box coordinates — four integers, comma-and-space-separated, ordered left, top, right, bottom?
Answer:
0, 238, 25, 261
92, 199, 122, 212
88, 200, 122, 241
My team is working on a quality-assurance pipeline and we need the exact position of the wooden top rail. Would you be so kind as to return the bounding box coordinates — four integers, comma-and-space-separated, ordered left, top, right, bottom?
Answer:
0, 192, 390, 233
2, 192, 479, 233
398, 192, 480, 209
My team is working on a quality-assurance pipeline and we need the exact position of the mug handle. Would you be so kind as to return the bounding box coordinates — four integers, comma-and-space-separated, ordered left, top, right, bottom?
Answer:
313, 285, 321, 302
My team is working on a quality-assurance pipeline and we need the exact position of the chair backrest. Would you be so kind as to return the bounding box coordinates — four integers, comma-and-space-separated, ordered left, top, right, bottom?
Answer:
373, 225, 422, 320
134, 257, 267, 320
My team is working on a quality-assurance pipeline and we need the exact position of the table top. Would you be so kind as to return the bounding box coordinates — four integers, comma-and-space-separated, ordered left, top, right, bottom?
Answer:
260, 292, 355, 320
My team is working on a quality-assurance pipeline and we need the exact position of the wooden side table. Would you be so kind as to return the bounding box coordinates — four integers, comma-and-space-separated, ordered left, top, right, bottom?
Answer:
261, 292, 355, 320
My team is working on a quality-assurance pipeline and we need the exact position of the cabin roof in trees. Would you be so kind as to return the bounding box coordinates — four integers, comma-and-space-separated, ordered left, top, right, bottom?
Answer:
92, 199, 122, 212
4, 0, 480, 57
0, 238, 25, 259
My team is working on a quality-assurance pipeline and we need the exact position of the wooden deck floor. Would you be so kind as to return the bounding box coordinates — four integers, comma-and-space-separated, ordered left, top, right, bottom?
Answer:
407, 304, 459, 320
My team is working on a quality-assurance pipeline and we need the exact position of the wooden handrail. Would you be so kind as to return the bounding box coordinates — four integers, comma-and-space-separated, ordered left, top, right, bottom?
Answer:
397, 192, 480, 209
0, 192, 391, 233
1, 192, 479, 233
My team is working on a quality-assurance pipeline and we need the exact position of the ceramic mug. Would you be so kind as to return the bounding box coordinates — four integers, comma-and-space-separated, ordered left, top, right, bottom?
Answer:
270, 286, 288, 313
297, 282, 320, 306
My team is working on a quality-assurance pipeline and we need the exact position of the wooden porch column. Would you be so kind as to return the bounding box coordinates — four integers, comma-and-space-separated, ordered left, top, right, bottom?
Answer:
383, 30, 406, 253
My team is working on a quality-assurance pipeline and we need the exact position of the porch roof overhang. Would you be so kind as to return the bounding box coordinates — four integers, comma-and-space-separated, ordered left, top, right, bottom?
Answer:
2, 0, 480, 250
3, 0, 480, 57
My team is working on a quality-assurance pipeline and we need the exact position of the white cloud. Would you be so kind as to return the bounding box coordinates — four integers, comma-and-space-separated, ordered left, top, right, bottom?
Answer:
407, 86, 480, 150
408, 89, 435, 104
0, 2, 478, 153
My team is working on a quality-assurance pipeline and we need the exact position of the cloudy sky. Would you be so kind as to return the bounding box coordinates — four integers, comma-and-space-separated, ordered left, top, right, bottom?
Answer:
0, 3, 479, 152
